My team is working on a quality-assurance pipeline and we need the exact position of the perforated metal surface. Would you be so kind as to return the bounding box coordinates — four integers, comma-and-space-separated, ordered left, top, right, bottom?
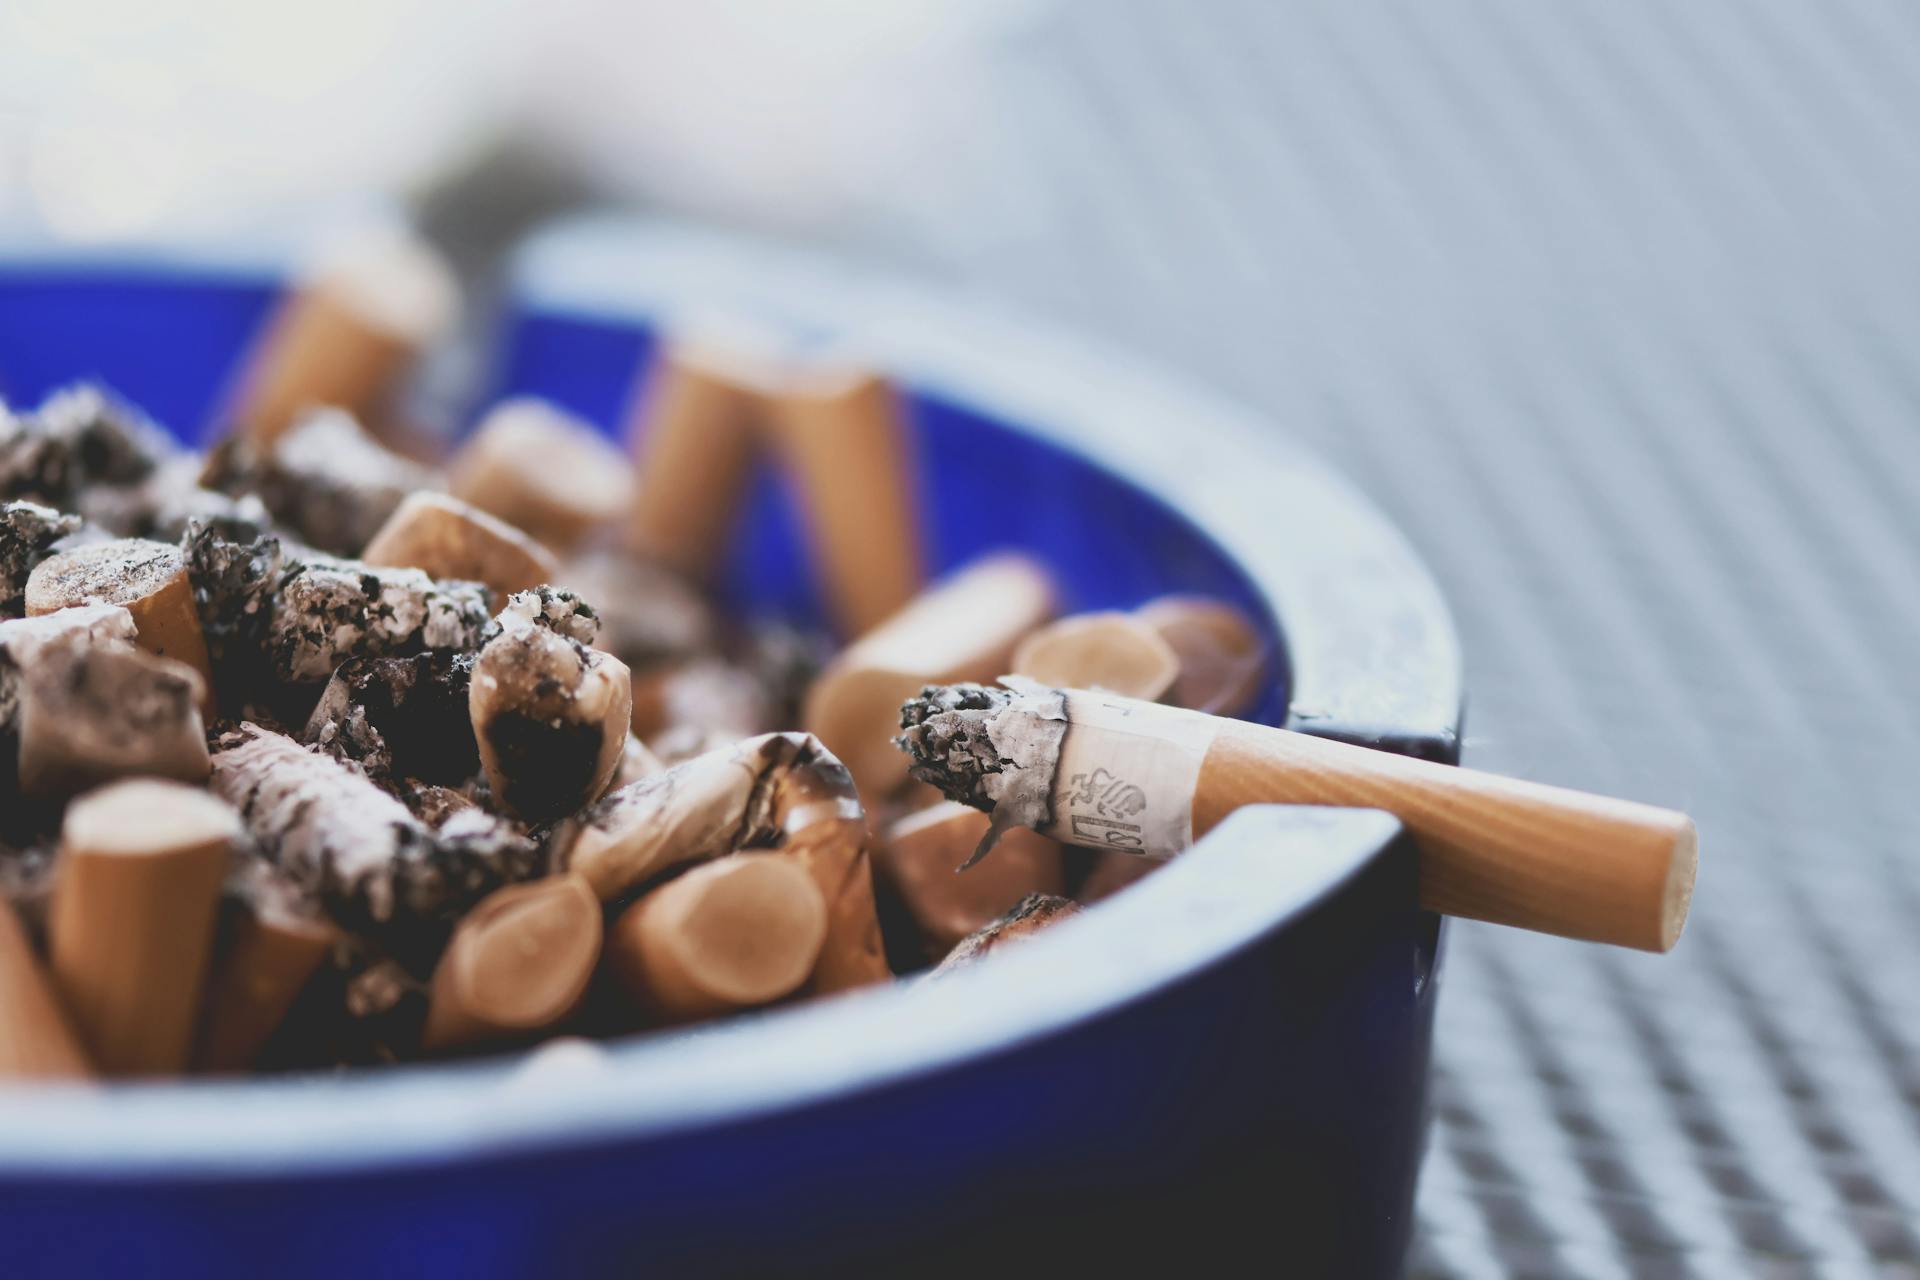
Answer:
819, 3, 1920, 1275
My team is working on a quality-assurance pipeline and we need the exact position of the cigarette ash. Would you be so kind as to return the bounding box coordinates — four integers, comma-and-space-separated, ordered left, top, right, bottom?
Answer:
0, 604, 138, 731
304, 650, 479, 787
0, 383, 175, 510
934, 892, 1082, 972
211, 724, 539, 968
267, 556, 490, 683
0, 502, 82, 618
201, 409, 436, 556
895, 679, 1068, 868
470, 587, 626, 823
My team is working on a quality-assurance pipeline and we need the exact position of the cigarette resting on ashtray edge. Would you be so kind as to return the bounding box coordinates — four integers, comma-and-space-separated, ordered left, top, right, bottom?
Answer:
897, 678, 1699, 952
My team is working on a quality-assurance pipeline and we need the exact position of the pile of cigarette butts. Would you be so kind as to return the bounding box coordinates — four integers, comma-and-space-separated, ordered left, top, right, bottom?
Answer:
0, 230, 1270, 1082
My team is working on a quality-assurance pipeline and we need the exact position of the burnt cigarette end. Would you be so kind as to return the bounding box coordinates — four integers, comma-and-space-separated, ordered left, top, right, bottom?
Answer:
1, 502, 84, 618
16, 643, 209, 796
934, 892, 1081, 973
304, 650, 478, 785
268, 555, 491, 684
204, 408, 438, 555
210, 724, 540, 962
469, 591, 631, 823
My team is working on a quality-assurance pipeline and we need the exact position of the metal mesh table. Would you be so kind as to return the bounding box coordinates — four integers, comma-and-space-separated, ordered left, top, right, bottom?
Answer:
814, 2, 1920, 1274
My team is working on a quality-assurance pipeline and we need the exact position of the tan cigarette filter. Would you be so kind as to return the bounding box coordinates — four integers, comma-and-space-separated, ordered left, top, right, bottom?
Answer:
766, 751, 890, 994
49, 780, 240, 1075
1135, 595, 1269, 716
362, 490, 561, 601
227, 225, 458, 446
607, 854, 827, 1022
625, 342, 765, 579
1012, 611, 1180, 703
423, 875, 604, 1052
193, 900, 337, 1074
0, 900, 93, 1080
880, 802, 1065, 957
805, 553, 1055, 802
901, 684, 1698, 952
763, 366, 924, 638
26, 538, 216, 714
1193, 721, 1697, 950
450, 398, 636, 552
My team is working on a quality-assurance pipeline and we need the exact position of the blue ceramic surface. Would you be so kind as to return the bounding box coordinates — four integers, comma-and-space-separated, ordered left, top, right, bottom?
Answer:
0, 224, 1462, 1278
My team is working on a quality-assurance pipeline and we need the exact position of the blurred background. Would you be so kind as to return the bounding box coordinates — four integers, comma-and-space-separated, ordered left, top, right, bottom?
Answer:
6, 1, 1919, 1274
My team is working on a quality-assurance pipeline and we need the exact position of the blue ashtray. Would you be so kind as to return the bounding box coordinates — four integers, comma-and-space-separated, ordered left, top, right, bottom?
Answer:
0, 219, 1462, 1278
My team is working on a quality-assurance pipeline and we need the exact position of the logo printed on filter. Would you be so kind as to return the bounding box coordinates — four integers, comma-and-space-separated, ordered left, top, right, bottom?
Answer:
1065, 767, 1147, 848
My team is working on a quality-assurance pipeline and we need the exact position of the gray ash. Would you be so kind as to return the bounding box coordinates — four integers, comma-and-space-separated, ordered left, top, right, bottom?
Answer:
481, 710, 610, 825
210, 724, 539, 969
202, 409, 436, 555
895, 681, 1021, 811
304, 651, 478, 785
182, 516, 286, 711
1, 502, 83, 618
267, 555, 490, 684
0, 383, 177, 511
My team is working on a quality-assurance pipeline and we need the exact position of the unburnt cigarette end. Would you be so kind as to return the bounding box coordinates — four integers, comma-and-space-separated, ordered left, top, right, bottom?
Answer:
764, 367, 924, 638
50, 779, 240, 1075
193, 856, 338, 1074
229, 227, 457, 446
25, 537, 216, 711
804, 554, 1055, 804
934, 892, 1081, 973
1011, 611, 1180, 703
880, 802, 1066, 959
625, 343, 764, 580
450, 399, 635, 553
361, 491, 560, 603
0, 900, 93, 1080
424, 874, 603, 1052
1135, 595, 1269, 716
608, 854, 828, 1022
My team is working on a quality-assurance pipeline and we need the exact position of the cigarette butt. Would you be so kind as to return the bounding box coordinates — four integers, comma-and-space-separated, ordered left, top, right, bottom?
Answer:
422, 874, 603, 1052
16, 643, 209, 797
934, 892, 1081, 973
192, 861, 337, 1074
25, 538, 216, 715
899, 683, 1700, 953
767, 750, 890, 994
226, 226, 458, 447
879, 802, 1065, 959
1135, 595, 1269, 716
763, 366, 924, 638
1011, 611, 1180, 703
49, 780, 239, 1075
804, 553, 1054, 803
625, 342, 763, 579
469, 594, 632, 823
450, 398, 636, 553
0, 899, 93, 1080
362, 491, 560, 601
607, 854, 827, 1022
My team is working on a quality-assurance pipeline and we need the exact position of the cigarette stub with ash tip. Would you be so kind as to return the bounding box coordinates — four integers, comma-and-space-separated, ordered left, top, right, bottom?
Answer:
897, 679, 1698, 952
